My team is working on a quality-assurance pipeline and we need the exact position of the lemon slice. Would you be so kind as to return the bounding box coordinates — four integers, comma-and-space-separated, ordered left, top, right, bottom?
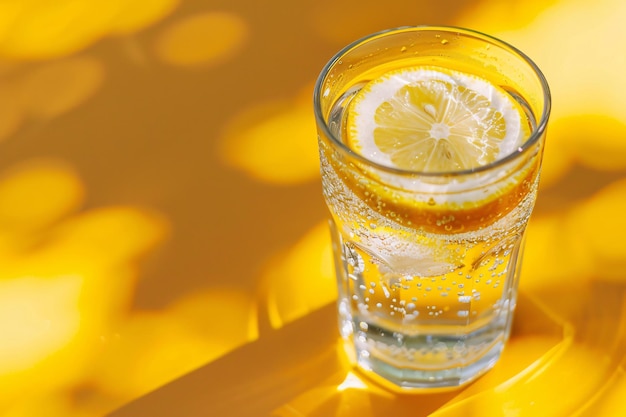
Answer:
346, 66, 530, 172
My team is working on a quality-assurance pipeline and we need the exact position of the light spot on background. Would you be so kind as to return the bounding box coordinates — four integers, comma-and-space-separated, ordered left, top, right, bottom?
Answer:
108, 0, 180, 35
42, 206, 170, 270
220, 85, 319, 185
18, 56, 105, 120
261, 221, 336, 329
0, 57, 105, 142
0, 159, 84, 234
93, 288, 257, 400
0, 0, 180, 61
549, 114, 626, 172
0, 0, 117, 60
523, 176, 626, 288
153, 11, 248, 68
521, 212, 594, 291
573, 178, 626, 280
0, 275, 82, 375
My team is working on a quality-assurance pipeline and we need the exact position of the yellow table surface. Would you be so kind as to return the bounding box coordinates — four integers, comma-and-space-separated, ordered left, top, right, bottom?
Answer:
1, 0, 625, 416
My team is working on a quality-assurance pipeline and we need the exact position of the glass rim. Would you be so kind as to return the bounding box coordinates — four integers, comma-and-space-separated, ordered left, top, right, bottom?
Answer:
313, 25, 552, 177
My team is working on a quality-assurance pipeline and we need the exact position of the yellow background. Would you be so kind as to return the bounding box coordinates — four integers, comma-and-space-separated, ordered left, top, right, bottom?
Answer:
0, 0, 625, 415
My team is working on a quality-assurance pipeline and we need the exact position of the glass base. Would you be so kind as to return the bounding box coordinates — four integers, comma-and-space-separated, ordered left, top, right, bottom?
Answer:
341, 310, 511, 390
353, 337, 503, 390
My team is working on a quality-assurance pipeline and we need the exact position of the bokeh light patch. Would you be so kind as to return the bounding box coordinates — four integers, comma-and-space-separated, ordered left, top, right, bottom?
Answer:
153, 11, 248, 68
220, 88, 319, 185
0, 0, 180, 61
573, 178, 626, 281
0, 0, 117, 60
42, 206, 169, 270
93, 288, 257, 401
521, 212, 594, 292
168, 287, 258, 348
18, 56, 105, 120
0, 274, 82, 375
550, 114, 626, 172
0, 56, 105, 143
94, 311, 217, 400
0, 159, 84, 235
108, 0, 180, 35
261, 221, 335, 329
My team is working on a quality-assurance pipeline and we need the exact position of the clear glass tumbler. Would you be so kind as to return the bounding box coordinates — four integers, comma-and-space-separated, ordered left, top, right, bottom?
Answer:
314, 26, 550, 389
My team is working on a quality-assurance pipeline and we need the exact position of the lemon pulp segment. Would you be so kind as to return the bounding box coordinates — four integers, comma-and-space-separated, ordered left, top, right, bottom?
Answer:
346, 66, 530, 172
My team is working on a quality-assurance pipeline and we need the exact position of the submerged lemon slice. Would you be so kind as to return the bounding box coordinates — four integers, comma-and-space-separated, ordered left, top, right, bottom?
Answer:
346, 66, 530, 172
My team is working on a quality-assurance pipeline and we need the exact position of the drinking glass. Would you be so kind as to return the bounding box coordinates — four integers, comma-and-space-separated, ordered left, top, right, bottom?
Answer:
314, 26, 550, 389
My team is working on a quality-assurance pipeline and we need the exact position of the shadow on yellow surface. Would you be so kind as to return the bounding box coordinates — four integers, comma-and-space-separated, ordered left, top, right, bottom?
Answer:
109, 278, 626, 416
